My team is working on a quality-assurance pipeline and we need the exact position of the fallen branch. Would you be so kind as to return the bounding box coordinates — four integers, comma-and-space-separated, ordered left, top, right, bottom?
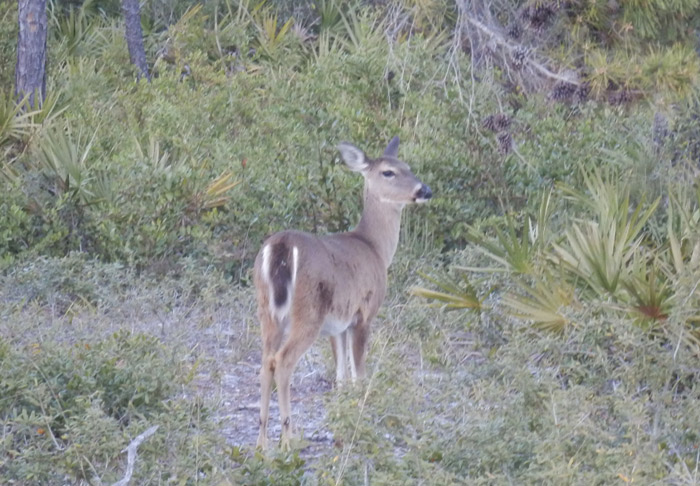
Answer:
112, 425, 159, 486
470, 16, 578, 85
458, 3, 579, 86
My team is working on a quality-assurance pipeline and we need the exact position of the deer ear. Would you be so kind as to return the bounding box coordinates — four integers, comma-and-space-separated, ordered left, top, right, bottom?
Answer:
338, 142, 369, 173
383, 136, 400, 158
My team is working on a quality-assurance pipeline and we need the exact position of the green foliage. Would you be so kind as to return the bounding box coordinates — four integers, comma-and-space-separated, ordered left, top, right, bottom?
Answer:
324, 346, 466, 485
52, 0, 122, 18
554, 170, 660, 299
466, 191, 554, 275
0, 2, 18, 90
399, 0, 452, 33
6, 0, 696, 265
31, 124, 105, 203
313, 0, 348, 36
317, 296, 700, 484
640, 44, 700, 97
567, 0, 700, 98
253, 10, 296, 62
229, 447, 306, 486
0, 184, 35, 261
2, 252, 699, 484
0, 92, 39, 150
501, 273, 577, 333
416, 167, 700, 347
410, 270, 486, 311
0, 331, 181, 484
429, 316, 700, 483
50, 0, 108, 60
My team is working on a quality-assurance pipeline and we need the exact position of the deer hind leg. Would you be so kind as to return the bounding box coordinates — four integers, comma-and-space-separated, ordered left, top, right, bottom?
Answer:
257, 309, 284, 450
330, 332, 348, 384
274, 316, 322, 450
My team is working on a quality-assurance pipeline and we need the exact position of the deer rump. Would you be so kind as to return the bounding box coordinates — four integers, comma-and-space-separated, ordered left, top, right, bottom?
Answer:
258, 230, 386, 339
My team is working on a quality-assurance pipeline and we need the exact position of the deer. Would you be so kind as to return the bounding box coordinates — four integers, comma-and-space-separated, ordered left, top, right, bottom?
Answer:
253, 136, 432, 450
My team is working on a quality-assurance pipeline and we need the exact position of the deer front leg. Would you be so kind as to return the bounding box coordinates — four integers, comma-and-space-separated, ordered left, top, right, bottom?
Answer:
330, 332, 348, 384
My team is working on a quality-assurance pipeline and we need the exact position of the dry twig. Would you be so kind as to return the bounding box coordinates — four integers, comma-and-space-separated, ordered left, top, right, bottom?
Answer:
112, 425, 159, 486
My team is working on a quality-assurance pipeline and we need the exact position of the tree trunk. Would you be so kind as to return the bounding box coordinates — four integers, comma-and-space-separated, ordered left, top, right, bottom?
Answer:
15, 0, 48, 107
121, 0, 150, 81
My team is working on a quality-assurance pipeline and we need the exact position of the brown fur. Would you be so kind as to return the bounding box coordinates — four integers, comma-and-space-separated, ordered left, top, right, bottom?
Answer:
253, 138, 431, 450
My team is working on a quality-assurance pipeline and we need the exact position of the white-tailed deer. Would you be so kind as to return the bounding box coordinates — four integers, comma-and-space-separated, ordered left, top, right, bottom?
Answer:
254, 137, 432, 449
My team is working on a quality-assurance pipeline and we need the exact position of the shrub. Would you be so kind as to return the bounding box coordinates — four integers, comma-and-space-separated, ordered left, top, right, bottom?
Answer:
0, 330, 182, 483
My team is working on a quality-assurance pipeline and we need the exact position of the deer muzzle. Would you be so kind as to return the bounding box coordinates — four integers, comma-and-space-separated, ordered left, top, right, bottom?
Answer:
414, 184, 433, 203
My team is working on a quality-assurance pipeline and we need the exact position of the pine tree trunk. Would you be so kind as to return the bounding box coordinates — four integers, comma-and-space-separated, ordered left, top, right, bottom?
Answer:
15, 0, 47, 107
121, 0, 150, 81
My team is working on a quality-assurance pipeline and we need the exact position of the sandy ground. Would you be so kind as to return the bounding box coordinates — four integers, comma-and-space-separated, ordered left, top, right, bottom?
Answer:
213, 346, 335, 456
140, 296, 340, 457
173, 296, 339, 457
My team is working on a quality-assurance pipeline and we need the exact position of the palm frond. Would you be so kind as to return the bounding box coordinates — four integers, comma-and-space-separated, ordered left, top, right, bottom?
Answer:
32, 125, 106, 204
502, 277, 577, 333
201, 171, 241, 210
466, 190, 554, 275
0, 92, 39, 147
410, 271, 488, 311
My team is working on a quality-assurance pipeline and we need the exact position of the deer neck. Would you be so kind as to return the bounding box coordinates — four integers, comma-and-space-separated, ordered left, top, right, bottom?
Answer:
353, 190, 404, 268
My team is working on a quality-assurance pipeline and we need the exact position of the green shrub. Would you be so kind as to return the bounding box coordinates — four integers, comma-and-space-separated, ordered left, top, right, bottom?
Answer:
0, 2, 17, 91
5, 0, 694, 267
0, 183, 34, 263
0, 330, 182, 484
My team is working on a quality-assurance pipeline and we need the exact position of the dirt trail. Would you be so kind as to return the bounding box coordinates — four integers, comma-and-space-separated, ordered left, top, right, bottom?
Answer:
190, 312, 337, 457
212, 348, 335, 456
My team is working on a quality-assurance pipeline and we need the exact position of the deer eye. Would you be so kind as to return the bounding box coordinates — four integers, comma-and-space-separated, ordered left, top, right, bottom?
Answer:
382, 170, 395, 178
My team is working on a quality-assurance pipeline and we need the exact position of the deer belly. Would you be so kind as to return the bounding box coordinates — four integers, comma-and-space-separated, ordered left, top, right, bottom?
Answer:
319, 316, 352, 337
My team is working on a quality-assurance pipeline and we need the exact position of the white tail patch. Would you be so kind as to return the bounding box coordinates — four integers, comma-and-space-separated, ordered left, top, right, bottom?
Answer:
263, 245, 299, 325
261, 244, 272, 284
291, 246, 298, 289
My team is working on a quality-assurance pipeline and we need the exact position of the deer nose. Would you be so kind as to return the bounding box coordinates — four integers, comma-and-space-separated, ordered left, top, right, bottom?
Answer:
416, 184, 432, 201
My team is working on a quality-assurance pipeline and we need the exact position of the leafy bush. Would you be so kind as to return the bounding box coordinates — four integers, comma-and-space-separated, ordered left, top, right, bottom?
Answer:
0, 182, 35, 262
418, 166, 700, 341
0, 331, 181, 483
0, 2, 17, 90
229, 448, 306, 486
5, 1, 697, 267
